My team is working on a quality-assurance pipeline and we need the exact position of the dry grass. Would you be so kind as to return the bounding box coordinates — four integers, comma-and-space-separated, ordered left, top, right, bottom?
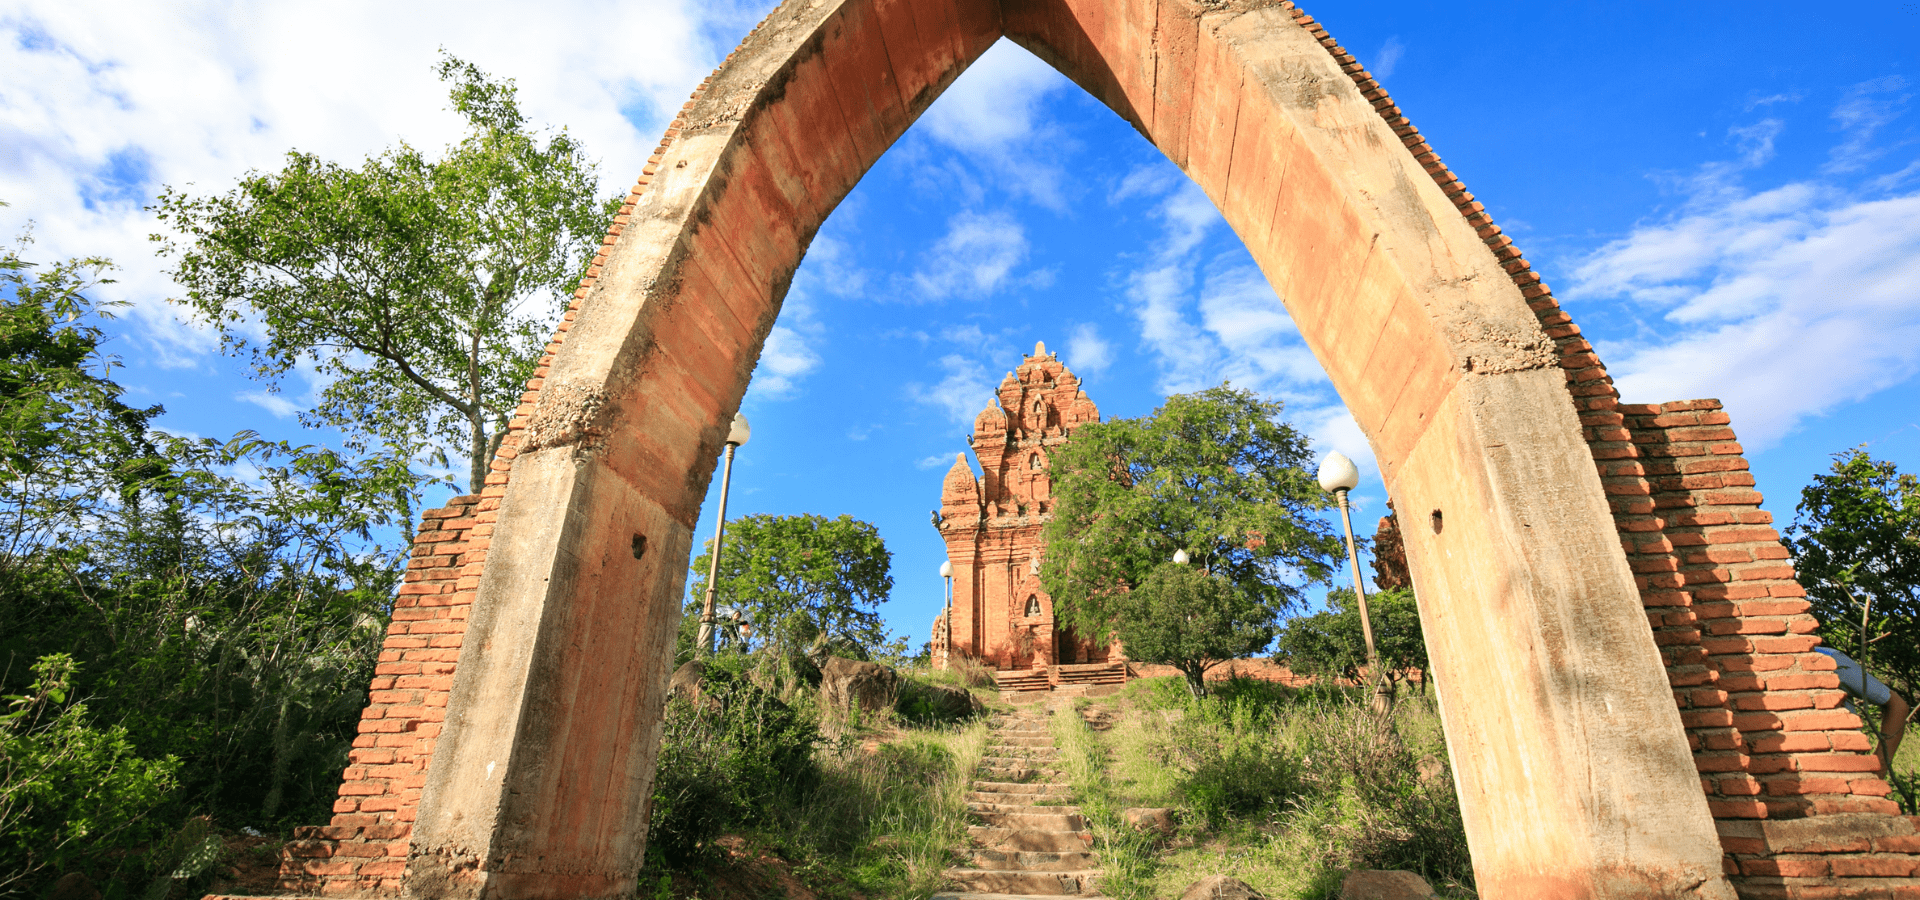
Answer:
1056, 678, 1474, 900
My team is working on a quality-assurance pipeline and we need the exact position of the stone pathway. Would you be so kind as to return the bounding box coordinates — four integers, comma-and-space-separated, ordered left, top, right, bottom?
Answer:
933, 705, 1107, 900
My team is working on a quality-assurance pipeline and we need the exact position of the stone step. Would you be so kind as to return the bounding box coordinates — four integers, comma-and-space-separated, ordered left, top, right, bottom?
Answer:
943, 867, 1102, 896
969, 809, 1085, 830
992, 735, 1056, 747
966, 826, 1094, 853
953, 849, 1098, 871
983, 747, 1059, 758
968, 801, 1082, 816
931, 894, 1111, 900
970, 781, 1073, 796
976, 766, 1061, 782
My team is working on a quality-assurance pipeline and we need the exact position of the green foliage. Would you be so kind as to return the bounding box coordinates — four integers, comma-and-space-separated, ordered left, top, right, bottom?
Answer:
1066, 679, 1472, 899
1274, 587, 1428, 686
686, 513, 894, 658
647, 656, 821, 865
0, 229, 404, 895
0, 655, 181, 892
1112, 564, 1279, 697
1040, 385, 1341, 648
1785, 448, 1920, 699
152, 54, 616, 493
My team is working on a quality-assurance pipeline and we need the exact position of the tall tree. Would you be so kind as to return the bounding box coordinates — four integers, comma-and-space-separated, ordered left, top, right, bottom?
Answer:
686, 513, 894, 658
1785, 448, 1920, 700
1038, 385, 1344, 693
1274, 586, 1428, 692
154, 55, 615, 493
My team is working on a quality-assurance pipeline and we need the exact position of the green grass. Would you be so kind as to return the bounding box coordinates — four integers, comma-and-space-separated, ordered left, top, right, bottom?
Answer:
1057, 677, 1475, 900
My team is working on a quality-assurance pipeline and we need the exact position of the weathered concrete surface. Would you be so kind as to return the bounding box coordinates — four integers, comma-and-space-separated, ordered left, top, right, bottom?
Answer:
398, 0, 1735, 897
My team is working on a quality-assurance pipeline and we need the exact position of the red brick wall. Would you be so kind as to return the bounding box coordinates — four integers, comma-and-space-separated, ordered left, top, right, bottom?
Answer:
277, 496, 482, 894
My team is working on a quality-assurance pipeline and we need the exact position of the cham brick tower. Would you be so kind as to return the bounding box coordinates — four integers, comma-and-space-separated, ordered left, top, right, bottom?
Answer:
931, 341, 1126, 693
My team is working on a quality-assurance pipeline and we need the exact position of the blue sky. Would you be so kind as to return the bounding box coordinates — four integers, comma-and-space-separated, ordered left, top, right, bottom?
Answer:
3, 1, 1917, 649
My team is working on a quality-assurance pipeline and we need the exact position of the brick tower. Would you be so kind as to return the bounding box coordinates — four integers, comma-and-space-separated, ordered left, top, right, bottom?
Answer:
931, 342, 1125, 692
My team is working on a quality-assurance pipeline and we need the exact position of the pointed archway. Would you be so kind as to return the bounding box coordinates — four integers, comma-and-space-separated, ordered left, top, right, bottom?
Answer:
270, 1, 1920, 898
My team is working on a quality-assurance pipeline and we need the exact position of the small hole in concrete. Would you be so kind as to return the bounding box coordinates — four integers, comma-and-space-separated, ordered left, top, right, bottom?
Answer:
1430, 510, 1444, 534
631, 534, 648, 560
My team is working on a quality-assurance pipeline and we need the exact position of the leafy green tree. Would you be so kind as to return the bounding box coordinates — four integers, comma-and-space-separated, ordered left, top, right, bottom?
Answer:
1, 229, 165, 564
1785, 449, 1920, 700
1274, 587, 1428, 692
1112, 564, 1279, 696
687, 513, 894, 658
1038, 385, 1343, 685
153, 54, 615, 493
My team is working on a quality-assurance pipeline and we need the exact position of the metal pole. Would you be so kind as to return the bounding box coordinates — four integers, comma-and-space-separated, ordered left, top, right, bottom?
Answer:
1338, 489, 1395, 714
698, 443, 738, 656
944, 573, 954, 668
1336, 488, 1378, 665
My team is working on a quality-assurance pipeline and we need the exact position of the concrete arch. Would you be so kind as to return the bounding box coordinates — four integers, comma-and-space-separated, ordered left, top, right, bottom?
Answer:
399, 1, 1734, 897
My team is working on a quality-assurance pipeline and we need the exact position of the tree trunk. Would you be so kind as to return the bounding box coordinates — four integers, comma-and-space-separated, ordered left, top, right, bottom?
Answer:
467, 414, 488, 495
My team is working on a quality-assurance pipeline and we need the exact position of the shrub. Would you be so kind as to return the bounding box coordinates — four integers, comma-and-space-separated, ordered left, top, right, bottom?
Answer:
645, 656, 819, 865
1105, 677, 1473, 895
0, 654, 181, 891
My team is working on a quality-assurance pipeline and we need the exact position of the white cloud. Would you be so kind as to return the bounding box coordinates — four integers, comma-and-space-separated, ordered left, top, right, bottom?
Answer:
1569, 85, 1920, 449
1826, 76, 1908, 174
1371, 37, 1405, 80
911, 211, 1030, 300
236, 390, 299, 419
1064, 323, 1113, 376
1574, 189, 1920, 448
0, 0, 748, 365
916, 39, 1076, 210
907, 353, 995, 425
916, 454, 956, 470
751, 324, 823, 398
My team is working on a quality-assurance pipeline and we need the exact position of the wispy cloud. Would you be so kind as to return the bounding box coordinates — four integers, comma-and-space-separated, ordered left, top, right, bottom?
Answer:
1064, 323, 1113, 376
906, 353, 995, 425
915, 40, 1076, 210
1371, 36, 1405, 80
1825, 76, 1909, 174
910, 210, 1030, 301
237, 390, 299, 418
1570, 86, 1920, 449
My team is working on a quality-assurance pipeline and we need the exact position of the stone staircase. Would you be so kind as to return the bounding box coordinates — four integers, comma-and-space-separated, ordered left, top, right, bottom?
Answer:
934, 707, 1107, 900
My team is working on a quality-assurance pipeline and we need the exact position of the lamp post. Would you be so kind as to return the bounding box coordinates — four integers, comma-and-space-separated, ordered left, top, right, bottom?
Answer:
939, 560, 954, 668
1318, 451, 1390, 712
698, 412, 751, 656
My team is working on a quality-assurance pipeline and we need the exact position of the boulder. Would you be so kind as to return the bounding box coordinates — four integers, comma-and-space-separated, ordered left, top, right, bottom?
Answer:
896, 679, 984, 723
819, 656, 899, 715
1340, 870, 1435, 900
666, 659, 705, 703
1121, 807, 1176, 836
1179, 875, 1266, 900
44, 873, 101, 900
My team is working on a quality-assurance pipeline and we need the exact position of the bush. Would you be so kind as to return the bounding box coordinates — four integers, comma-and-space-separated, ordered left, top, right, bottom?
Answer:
1099, 677, 1473, 896
646, 656, 819, 865
0, 654, 181, 891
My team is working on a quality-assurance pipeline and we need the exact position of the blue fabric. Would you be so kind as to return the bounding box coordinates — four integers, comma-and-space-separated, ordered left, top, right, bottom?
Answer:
1816, 646, 1894, 706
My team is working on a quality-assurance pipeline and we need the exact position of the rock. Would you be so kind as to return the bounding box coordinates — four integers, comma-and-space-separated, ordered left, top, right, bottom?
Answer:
1121, 806, 1176, 836
1179, 875, 1266, 900
1415, 756, 1447, 783
1340, 869, 1435, 900
43, 873, 101, 900
819, 656, 899, 715
666, 659, 705, 703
